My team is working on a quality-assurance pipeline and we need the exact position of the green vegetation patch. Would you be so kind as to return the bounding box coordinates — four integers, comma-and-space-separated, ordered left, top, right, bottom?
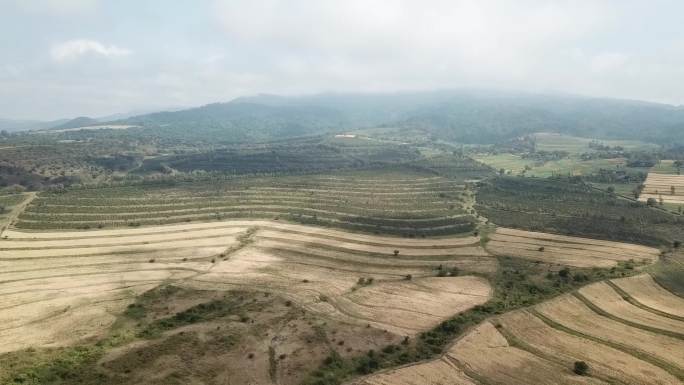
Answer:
476, 176, 683, 246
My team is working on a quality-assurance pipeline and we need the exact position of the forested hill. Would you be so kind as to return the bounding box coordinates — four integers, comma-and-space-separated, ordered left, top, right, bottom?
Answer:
113, 90, 684, 145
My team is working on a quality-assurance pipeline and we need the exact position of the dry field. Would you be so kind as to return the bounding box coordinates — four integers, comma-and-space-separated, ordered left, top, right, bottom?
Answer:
639, 173, 684, 205
486, 227, 660, 267
355, 273, 684, 385
611, 274, 684, 318
0, 219, 494, 354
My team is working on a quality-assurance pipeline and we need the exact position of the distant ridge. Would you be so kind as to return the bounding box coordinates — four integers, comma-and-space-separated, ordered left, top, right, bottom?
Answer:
50, 116, 99, 130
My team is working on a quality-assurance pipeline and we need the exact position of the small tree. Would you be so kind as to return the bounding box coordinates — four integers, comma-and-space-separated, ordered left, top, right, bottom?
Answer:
674, 240, 681, 249
393, 249, 400, 256
646, 197, 658, 207
538, 246, 545, 252
573, 361, 589, 375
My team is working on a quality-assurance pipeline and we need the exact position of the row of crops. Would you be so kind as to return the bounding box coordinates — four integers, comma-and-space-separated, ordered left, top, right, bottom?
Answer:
18, 171, 476, 236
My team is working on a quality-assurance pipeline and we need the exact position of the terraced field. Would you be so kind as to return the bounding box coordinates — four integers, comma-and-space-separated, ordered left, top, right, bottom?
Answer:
639, 173, 684, 205
17, 171, 476, 236
0, 193, 33, 232
356, 274, 684, 385
485, 227, 660, 267
0, 219, 495, 354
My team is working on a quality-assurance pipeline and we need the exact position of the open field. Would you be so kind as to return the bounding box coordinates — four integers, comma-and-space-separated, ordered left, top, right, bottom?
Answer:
611, 274, 684, 317
0, 219, 494, 355
446, 322, 605, 385
577, 282, 684, 335
639, 173, 684, 205
651, 160, 682, 175
17, 170, 477, 236
535, 292, 684, 370
532, 132, 657, 154
357, 273, 684, 385
485, 227, 660, 267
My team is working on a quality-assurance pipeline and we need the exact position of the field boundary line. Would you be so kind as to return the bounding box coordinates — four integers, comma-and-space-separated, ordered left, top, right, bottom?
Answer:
649, 273, 684, 299
495, 319, 627, 385
605, 280, 684, 322
529, 309, 684, 380
572, 292, 684, 340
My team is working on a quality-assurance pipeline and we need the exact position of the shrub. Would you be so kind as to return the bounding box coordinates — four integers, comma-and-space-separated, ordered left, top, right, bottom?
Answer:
573, 361, 589, 375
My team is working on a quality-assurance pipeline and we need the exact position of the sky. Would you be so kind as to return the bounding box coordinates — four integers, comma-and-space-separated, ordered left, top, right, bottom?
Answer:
1, 0, 683, 120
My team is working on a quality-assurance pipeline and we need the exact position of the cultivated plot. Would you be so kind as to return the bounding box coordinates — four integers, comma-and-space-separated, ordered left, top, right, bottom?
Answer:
0, 220, 494, 353
486, 227, 660, 267
639, 173, 684, 205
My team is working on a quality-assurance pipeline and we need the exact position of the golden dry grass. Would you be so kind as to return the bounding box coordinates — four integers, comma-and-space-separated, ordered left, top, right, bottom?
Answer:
0, 220, 494, 353
486, 227, 660, 267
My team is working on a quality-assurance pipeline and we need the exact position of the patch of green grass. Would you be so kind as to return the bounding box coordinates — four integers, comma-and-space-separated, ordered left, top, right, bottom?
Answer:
139, 297, 249, 338
650, 160, 682, 175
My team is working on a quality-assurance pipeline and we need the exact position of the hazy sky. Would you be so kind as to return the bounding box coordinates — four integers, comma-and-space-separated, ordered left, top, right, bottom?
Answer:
1, 0, 683, 120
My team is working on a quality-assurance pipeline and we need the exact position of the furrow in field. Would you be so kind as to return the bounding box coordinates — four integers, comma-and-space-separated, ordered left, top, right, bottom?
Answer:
497, 310, 681, 385
445, 322, 607, 385
577, 282, 684, 336
535, 294, 684, 369
486, 227, 659, 267
610, 274, 684, 318
21, 205, 466, 222
2, 219, 477, 246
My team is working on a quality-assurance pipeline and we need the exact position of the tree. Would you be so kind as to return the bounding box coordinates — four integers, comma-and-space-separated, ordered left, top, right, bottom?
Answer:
646, 197, 657, 207
606, 186, 615, 194
393, 249, 400, 256
674, 241, 682, 249
671, 186, 676, 195
573, 361, 589, 375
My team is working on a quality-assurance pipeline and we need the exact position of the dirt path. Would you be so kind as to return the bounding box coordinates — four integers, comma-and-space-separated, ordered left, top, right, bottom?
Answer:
0, 192, 36, 237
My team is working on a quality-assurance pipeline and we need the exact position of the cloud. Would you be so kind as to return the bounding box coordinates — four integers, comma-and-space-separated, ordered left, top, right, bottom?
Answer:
51, 39, 131, 62
14, 0, 99, 15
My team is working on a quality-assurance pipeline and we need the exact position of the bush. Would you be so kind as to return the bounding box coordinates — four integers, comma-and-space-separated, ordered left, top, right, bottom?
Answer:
574, 361, 589, 375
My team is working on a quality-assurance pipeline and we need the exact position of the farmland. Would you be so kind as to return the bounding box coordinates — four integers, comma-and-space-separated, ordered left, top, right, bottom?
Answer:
476, 176, 684, 246
357, 273, 684, 385
17, 169, 477, 236
0, 218, 497, 384
639, 173, 684, 205
486, 227, 660, 267
1, 128, 683, 384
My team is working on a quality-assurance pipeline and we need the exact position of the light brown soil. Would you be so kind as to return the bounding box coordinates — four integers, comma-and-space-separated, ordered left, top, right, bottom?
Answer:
498, 310, 681, 385
445, 322, 606, 385
356, 359, 477, 385
536, 294, 684, 368
639, 173, 684, 204
0, 220, 494, 353
612, 274, 684, 317
578, 282, 684, 332
486, 227, 660, 267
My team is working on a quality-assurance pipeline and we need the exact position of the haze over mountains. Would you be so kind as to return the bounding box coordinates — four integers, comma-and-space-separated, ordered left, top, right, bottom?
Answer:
9, 90, 678, 146
2, 90, 683, 146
